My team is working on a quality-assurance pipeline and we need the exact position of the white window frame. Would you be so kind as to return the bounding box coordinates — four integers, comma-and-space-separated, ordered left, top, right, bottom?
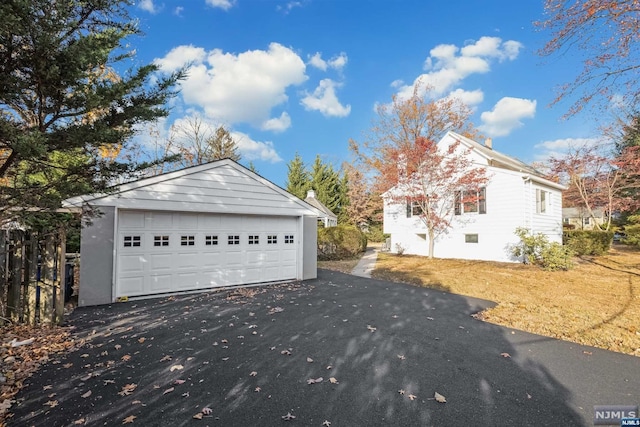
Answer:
536, 189, 549, 214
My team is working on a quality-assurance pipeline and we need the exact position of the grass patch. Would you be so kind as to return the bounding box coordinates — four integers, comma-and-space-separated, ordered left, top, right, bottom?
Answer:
318, 257, 361, 274
373, 245, 640, 357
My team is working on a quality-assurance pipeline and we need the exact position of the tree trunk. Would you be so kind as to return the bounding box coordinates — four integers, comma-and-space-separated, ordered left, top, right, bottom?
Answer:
428, 228, 435, 259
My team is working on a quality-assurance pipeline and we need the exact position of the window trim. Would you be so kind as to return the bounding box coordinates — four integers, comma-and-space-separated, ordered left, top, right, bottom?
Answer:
465, 234, 479, 243
455, 187, 486, 215
536, 189, 549, 214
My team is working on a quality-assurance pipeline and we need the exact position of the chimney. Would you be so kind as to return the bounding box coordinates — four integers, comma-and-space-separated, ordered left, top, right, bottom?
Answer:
484, 138, 493, 149
306, 189, 316, 199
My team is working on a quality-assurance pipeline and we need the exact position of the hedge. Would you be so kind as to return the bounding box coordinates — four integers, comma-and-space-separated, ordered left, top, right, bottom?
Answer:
563, 230, 613, 256
318, 225, 367, 260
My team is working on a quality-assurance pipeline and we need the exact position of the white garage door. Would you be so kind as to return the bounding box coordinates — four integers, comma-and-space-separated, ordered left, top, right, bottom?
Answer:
115, 210, 298, 298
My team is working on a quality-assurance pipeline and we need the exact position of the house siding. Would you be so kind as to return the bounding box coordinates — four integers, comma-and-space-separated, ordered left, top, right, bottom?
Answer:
84, 165, 313, 217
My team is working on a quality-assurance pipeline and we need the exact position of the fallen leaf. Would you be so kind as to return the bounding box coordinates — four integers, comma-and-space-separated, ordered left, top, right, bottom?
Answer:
408, 394, 417, 401
122, 415, 136, 424
169, 364, 183, 372
329, 377, 338, 384
202, 407, 213, 415
222, 357, 229, 361
398, 389, 405, 395
63, 363, 73, 368
132, 400, 142, 405
367, 325, 376, 332
44, 400, 59, 408
193, 412, 203, 420
434, 392, 447, 403
280, 350, 291, 356
121, 354, 132, 362
281, 412, 296, 421
138, 338, 145, 343
397, 354, 406, 360
500, 352, 511, 358
583, 351, 593, 356
255, 387, 261, 392
182, 392, 189, 397
43, 385, 53, 391
115, 344, 122, 350
306, 357, 314, 363
174, 379, 186, 385
163, 387, 174, 395
80, 353, 89, 358
81, 390, 92, 398
322, 421, 331, 426
118, 383, 137, 396
159, 355, 171, 362
307, 377, 323, 385
73, 418, 86, 425
326, 365, 333, 370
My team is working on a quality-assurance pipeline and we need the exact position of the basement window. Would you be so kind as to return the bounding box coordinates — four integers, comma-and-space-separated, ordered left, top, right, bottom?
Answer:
465, 234, 479, 244
123, 236, 141, 247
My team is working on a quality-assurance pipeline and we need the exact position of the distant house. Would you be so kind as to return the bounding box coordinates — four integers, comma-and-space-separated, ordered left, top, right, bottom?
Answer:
383, 131, 567, 263
304, 190, 337, 228
562, 207, 607, 230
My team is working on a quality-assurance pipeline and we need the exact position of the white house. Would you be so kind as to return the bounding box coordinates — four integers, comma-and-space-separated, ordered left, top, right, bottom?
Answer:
63, 159, 323, 306
383, 131, 566, 263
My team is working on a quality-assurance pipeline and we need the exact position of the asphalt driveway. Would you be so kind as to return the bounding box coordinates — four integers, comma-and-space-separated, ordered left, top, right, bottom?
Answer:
9, 270, 640, 426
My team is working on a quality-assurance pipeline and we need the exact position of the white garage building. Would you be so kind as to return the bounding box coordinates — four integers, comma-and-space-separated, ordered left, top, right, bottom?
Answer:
64, 159, 322, 306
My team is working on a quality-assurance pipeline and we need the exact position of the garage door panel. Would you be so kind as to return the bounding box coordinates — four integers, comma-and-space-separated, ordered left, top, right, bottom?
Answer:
119, 255, 146, 273
149, 274, 172, 292
119, 276, 145, 294
149, 254, 173, 271
116, 211, 299, 299
176, 252, 199, 269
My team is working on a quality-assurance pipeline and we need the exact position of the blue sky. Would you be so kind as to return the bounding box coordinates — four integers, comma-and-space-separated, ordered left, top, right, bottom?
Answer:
129, 0, 600, 187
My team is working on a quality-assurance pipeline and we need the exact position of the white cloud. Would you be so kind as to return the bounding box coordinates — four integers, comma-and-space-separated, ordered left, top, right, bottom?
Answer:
390, 79, 404, 88
155, 43, 307, 128
206, 0, 235, 10
308, 52, 348, 71
232, 131, 283, 162
445, 88, 484, 107
138, 0, 158, 13
394, 36, 523, 101
276, 1, 303, 14
328, 53, 348, 70
261, 112, 292, 132
533, 137, 601, 161
301, 79, 351, 117
308, 53, 327, 71
479, 97, 536, 137
174, 6, 184, 16
155, 45, 207, 73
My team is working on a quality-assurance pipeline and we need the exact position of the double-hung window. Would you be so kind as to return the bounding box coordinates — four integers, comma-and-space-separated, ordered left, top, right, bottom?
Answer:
405, 200, 423, 217
454, 187, 486, 215
536, 189, 549, 214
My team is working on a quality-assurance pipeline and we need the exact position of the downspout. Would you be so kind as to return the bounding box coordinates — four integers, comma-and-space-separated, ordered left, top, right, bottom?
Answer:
523, 176, 531, 230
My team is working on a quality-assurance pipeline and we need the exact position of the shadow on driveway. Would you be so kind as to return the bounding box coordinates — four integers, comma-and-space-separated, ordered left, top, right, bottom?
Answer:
10, 270, 638, 426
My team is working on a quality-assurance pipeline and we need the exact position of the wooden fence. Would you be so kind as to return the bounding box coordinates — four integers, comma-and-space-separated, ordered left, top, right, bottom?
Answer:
0, 229, 67, 325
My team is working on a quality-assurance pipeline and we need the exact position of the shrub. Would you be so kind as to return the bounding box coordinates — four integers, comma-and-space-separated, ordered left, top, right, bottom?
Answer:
563, 230, 613, 256
540, 242, 574, 271
512, 227, 574, 271
365, 224, 388, 243
318, 225, 367, 260
622, 224, 640, 247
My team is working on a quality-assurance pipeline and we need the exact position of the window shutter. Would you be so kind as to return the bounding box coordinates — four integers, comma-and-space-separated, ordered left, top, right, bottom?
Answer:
479, 187, 486, 214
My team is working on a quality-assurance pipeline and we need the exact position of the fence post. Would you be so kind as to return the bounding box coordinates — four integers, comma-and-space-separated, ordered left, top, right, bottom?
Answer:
24, 232, 39, 325
8, 230, 23, 322
54, 228, 67, 324
0, 230, 8, 320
